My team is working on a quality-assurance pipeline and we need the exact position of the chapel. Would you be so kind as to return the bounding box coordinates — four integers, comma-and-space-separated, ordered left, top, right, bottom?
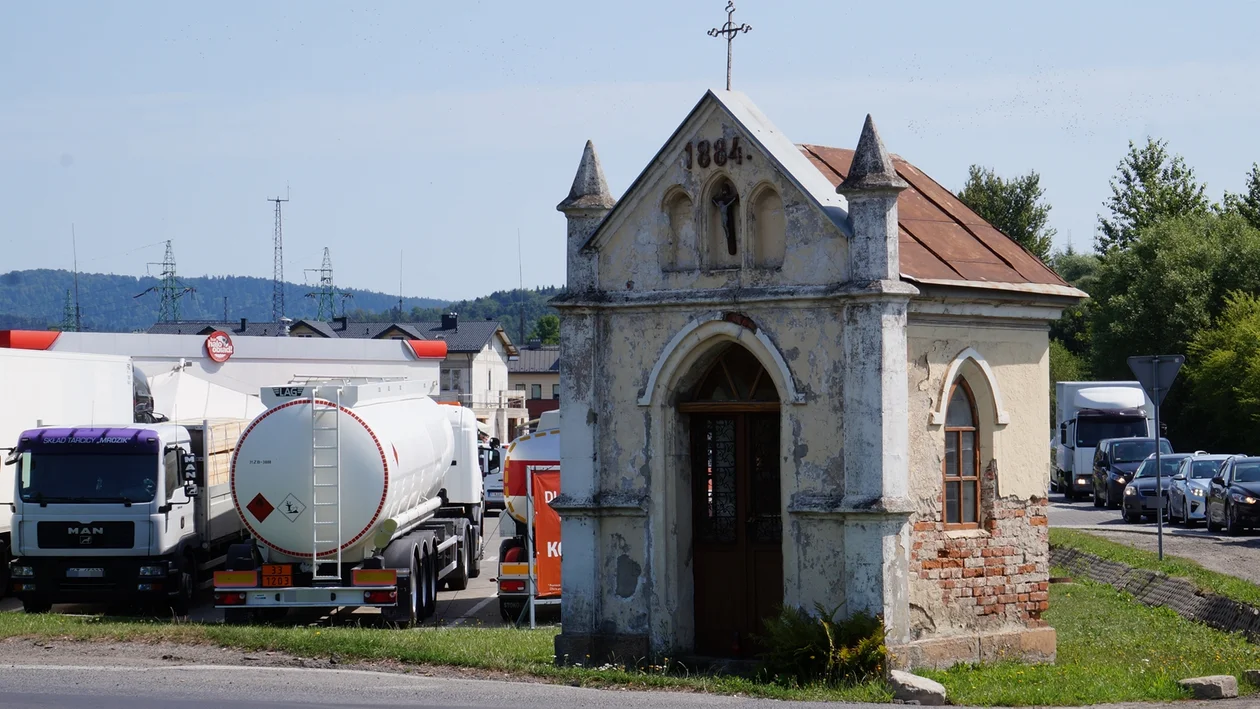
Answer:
550, 90, 1085, 668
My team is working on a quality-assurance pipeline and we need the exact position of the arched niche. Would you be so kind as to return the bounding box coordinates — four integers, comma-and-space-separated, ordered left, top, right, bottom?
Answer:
704, 175, 741, 270
750, 184, 785, 269
661, 188, 698, 271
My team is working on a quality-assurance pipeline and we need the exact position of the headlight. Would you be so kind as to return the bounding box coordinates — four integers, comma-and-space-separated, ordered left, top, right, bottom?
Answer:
1115, 477, 1127, 485
10, 565, 33, 578
138, 565, 167, 577
1124, 486, 1137, 496
1076, 477, 1089, 486
1230, 493, 1258, 504
1192, 488, 1206, 497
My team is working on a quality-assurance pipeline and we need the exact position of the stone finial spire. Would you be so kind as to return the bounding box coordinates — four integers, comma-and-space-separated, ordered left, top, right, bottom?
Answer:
838, 115, 908, 193
557, 140, 616, 212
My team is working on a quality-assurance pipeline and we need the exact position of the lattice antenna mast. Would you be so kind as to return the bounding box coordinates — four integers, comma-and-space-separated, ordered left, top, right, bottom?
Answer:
134, 239, 195, 322
304, 247, 352, 320
269, 193, 289, 321
71, 224, 82, 331
60, 289, 76, 332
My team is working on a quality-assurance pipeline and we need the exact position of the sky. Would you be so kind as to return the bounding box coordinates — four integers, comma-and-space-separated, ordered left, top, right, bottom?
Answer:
2, 1, 1260, 302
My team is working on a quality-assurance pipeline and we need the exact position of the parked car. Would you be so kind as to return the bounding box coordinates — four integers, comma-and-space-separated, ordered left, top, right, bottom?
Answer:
1168, 452, 1231, 526
1093, 437, 1173, 509
1206, 456, 1260, 535
1121, 452, 1192, 523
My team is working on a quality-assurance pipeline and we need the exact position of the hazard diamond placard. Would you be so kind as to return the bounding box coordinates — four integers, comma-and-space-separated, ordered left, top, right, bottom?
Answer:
246, 493, 274, 522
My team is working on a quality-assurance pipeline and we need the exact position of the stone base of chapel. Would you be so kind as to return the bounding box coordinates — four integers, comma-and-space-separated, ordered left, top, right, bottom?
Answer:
554, 632, 650, 667
887, 626, 1057, 670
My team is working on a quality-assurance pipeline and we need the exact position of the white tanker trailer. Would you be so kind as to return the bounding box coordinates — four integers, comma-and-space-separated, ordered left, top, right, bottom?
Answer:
497, 410, 560, 622
213, 379, 485, 627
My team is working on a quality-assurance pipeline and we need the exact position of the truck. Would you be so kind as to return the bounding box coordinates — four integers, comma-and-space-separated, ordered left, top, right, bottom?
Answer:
497, 409, 560, 623
213, 378, 486, 627
5, 417, 249, 613
0, 348, 147, 594
1053, 381, 1155, 501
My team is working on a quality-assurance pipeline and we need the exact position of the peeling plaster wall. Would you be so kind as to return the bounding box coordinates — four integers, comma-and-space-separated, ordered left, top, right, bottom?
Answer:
905, 318, 1052, 638
596, 108, 848, 292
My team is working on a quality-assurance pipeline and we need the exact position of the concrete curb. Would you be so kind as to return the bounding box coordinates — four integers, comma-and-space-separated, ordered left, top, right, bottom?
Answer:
1051, 547, 1260, 642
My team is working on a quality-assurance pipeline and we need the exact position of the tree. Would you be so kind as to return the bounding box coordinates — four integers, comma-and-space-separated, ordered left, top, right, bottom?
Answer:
1223, 163, 1260, 231
1049, 338, 1086, 425
528, 314, 561, 345
957, 165, 1056, 261
1185, 291, 1260, 452
1047, 247, 1100, 359
1096, 138, 1209, 253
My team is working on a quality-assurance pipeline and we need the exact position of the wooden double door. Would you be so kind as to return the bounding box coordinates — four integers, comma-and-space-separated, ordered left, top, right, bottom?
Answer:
690, 411, 783, 657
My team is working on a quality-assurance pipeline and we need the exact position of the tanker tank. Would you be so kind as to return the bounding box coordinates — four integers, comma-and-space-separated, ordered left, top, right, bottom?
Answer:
503, 410, 559, 525
231, 379, 453, 564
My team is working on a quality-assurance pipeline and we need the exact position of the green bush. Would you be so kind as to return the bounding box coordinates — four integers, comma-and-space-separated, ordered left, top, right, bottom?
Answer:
756, 604, 886, 687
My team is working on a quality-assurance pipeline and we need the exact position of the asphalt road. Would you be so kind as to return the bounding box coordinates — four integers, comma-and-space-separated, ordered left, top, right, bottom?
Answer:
0, 510, 545, 628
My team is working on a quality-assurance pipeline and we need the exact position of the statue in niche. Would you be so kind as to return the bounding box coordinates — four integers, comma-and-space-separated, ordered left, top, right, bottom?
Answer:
711, 183, 739, 256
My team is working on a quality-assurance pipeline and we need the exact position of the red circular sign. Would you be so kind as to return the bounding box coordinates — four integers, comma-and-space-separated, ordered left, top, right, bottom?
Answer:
205, 331, 235, 363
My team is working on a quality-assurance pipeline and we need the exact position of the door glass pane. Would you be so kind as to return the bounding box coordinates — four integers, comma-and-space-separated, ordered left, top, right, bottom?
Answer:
697, 417, 738, 544
962, 431, 975, 477
962, 481, 977, 523
945, 433, 958, 477
945, 481, 960, 524
747, 415, 781, 544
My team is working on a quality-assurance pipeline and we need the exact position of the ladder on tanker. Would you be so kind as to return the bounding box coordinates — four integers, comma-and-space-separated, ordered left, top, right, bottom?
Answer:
310, 387, 343, 582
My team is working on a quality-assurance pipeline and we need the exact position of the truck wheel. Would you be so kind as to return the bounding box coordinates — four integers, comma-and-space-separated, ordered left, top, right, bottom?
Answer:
171, 569, 194, 616
468, 524, 482, 579
446, 528, 471, 591
382, 552, 419, 629
21, 600, 51, 614
423, 545, 437, 619
499, 598, 524, 624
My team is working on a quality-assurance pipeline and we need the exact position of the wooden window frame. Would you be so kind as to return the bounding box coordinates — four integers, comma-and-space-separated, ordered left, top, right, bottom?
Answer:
942, 379, 981, 529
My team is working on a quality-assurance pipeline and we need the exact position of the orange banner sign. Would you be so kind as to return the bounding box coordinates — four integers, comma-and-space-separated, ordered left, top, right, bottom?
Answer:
532, 470, 562, 598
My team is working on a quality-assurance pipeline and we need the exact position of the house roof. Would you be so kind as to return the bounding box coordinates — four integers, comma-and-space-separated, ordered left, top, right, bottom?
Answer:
509, 344, 560, 374
146, 318, 517, 355
580, 90, 1080, 298
800, 145, 1071, 289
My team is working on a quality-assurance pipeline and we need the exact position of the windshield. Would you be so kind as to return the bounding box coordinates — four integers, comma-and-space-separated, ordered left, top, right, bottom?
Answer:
1077, 418, 1147, 448
1234, 463, 1260, 484
1190, 460, 1224, 479
1112, 439, 1172, 463
19, 453, 157, 504
1134, 457, 1184, 478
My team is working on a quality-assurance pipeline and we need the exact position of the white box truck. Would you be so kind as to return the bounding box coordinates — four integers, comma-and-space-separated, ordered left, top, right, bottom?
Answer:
212, 379, 487, 627
5, 418, 250, 613
0, 348, 140, 593
1053, 381, 1155, 500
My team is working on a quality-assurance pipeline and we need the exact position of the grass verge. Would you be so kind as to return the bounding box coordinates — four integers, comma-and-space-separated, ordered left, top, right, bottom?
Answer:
922, 574, 1260, 706
1050, 527, 1260, 607
0, 613, 891, 703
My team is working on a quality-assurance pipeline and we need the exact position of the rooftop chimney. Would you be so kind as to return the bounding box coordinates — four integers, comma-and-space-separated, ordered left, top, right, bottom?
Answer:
441, 312, 458, 331
333, 315, 348, 331
528, 338, 542, 349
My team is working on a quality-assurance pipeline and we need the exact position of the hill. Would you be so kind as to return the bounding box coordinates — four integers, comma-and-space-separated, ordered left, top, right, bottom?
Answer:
0, 269, 447, 333
0, 269, 564, 340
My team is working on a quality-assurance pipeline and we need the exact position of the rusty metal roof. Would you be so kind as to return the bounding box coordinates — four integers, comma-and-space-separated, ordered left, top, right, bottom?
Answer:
800, 145, 1070, 288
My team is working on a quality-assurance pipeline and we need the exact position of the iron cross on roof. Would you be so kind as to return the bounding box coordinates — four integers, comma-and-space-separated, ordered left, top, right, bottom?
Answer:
708, 1, 751, 91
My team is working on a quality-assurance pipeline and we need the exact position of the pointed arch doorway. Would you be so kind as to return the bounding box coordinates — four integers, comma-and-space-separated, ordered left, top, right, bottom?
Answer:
680, 343, 783, 657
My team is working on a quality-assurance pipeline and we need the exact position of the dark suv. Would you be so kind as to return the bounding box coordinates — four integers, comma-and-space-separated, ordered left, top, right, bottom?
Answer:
1206, 456, 1260, 535
1093, 437, 1173, 509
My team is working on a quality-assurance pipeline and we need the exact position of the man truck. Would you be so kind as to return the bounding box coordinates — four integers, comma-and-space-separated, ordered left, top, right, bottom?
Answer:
6, 418, 248, 613
213, 378, 485, 627
1053, 381, 1155, 500
497, 409, 560, 623
0, 347, 155, 597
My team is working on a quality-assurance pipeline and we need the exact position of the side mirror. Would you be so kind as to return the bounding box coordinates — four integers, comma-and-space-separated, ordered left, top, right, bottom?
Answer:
1212, 477, 1225, 487
490, 437, 501, 449
1172, 474, 1185, 481
1059, 424, 1067, 445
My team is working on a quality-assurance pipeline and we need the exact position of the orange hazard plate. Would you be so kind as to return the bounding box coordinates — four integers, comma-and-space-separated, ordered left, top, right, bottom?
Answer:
261, 564, 292, 588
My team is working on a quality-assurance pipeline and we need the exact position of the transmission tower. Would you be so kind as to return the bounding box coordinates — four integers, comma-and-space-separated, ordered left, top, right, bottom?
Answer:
304, 247, 353, 320
60, 289, 77, 332
269, 193, 289, 322
134, 240, 195, 322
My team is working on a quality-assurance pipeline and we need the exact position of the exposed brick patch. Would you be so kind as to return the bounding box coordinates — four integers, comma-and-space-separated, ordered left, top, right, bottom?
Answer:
910, 460, 1050, 632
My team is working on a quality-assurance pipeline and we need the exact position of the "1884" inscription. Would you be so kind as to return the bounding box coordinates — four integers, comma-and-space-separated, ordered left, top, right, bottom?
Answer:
683, 137, 747, 170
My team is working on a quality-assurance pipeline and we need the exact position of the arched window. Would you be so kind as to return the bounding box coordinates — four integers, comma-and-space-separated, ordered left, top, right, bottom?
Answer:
943, 380, 980, 527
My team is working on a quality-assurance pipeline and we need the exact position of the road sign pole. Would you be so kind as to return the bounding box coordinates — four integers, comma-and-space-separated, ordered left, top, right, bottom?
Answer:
1153, 359, 1163, 561
1127, 354, 1186, 563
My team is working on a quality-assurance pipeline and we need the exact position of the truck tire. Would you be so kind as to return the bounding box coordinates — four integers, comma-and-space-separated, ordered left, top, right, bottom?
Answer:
382, 551, 419, 629
171, 568, 195, 616
468, 524, 482, 579
21, 599, 51, 614
446, 527, 471, 592
422, 544, 437, 619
